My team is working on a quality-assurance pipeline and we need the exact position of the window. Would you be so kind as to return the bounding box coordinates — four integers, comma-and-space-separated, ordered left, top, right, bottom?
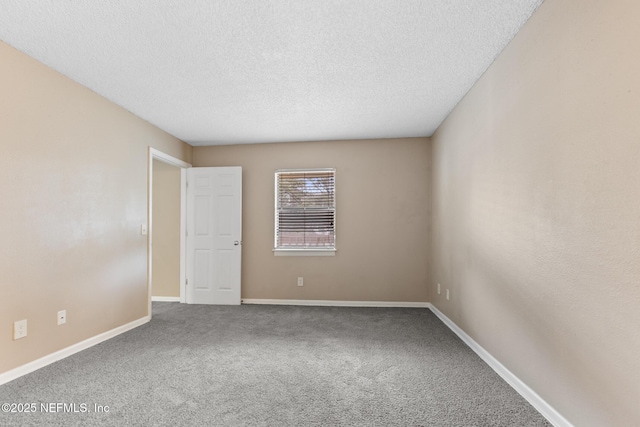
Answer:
274, 169, 336, 255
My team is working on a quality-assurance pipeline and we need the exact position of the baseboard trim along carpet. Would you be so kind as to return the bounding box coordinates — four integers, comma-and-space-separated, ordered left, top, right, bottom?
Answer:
151, 296, 180, 302
428, 305, 572, 427
0, 316, 150, 386
241, 298, 430, 308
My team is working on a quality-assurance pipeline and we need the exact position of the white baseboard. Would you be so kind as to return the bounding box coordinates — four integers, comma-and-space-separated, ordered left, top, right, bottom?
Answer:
151, 296, 180, 302
429, 305, 572, 427
241, 298, 430, 308
0, 316, 150, 386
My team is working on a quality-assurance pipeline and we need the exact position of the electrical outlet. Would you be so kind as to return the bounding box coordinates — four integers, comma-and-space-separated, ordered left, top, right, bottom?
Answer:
437, 283, 441, 295
13, 319, 27, 340
297, 277, 304, 287
57, 310, 67, 325
446, 289, 450, 300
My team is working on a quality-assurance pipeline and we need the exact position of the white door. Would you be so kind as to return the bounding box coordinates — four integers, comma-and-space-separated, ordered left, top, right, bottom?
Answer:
186, 167, 242, 305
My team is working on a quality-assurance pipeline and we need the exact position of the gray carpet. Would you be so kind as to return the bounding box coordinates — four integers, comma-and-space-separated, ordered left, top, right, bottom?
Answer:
0, 303, 550, 426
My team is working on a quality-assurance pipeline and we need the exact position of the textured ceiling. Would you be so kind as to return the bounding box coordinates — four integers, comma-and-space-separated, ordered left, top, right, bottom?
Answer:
0, 1, 543, 146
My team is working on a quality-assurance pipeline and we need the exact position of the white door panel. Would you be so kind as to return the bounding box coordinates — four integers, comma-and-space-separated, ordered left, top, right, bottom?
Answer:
186, 167, 242, 305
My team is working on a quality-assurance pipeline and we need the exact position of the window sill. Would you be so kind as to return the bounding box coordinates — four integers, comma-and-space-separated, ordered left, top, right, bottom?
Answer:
273, 248, 336, 257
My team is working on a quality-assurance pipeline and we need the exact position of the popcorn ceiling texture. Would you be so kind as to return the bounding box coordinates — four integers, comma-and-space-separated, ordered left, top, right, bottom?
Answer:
0, 0, 542, 145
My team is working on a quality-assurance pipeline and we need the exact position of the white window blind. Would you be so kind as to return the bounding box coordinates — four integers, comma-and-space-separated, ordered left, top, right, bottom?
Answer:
275, 169, 335, 250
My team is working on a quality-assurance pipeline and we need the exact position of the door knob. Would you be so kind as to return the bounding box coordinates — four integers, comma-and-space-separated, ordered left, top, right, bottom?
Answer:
234, 240, 240, 246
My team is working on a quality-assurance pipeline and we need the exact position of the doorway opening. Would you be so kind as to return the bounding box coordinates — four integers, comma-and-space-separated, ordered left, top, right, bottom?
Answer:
147, 148, 191, 317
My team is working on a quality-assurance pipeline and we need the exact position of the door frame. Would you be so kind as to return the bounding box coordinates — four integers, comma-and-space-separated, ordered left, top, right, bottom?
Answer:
147, 147, 191, 317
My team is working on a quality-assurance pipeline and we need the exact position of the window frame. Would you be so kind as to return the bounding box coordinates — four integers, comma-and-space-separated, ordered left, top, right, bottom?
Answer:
273, 168, 336, 256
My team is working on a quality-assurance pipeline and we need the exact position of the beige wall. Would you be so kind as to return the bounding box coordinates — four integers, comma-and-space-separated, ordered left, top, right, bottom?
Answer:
151, 160, 181, 298
194, 138, 430, 302
0, 42, 191, 374
430, 0, 640, 425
